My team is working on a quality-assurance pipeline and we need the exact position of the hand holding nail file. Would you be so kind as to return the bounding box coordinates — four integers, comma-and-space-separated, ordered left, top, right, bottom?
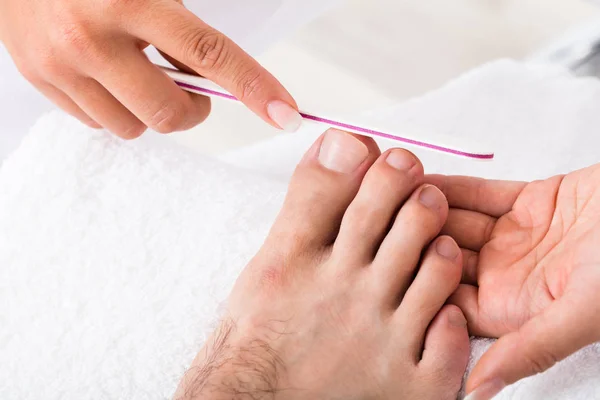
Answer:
160, 66, 494, 160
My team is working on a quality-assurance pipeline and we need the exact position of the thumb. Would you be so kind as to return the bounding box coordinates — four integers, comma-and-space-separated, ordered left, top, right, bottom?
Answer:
130, 0, 302, 132
465, 297, 599, 400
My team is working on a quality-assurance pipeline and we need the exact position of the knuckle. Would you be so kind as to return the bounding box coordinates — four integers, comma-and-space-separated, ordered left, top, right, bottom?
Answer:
184, 29, 228, 70
524, 348, 559, 375
233, 67, 263, 102
37, 53, 64, 81
51, 21, 94, 56
149, 102, 187, 133
519, 329, 560, 375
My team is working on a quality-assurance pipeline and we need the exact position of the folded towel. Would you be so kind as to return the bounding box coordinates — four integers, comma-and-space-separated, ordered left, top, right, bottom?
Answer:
2, 59, 600, 399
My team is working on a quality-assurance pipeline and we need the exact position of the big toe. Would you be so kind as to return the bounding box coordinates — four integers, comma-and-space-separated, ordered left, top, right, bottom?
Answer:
266, 129, 380, 253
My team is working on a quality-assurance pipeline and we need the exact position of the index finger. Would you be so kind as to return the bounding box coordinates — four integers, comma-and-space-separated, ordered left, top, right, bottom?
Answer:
127, 0, 302, 132
426, 174, 526, 217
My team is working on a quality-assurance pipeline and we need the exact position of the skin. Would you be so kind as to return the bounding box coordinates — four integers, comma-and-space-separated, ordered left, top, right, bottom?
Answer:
0, 0, 297, 138
174, 130, 470, 399
428, 167, 600, 397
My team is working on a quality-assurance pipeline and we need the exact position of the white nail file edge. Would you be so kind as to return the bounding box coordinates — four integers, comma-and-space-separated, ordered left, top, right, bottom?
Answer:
159, 66, 494, 160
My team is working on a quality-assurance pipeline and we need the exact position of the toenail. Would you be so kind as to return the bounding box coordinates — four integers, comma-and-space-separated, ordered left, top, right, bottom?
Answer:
464, 379, 506, 400
436, 237, 459, 260
418, 185, 443, 210
385, 150, 416, 171
448, 309, 467, 328
318, 129, 369, 173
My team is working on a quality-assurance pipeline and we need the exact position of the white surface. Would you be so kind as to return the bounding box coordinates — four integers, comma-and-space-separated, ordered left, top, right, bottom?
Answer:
3, 60, 600, 399
0, 45, 55, 161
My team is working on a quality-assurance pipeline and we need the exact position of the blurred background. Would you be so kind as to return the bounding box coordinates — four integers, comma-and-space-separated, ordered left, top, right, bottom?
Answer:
2, 0, 600, 160
171, 0, 600, 155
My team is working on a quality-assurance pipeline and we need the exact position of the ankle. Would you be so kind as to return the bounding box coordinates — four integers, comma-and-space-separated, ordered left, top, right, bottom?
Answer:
175, 320, 285, 400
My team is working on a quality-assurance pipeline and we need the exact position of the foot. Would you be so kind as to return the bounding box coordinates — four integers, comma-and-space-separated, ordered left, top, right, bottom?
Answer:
175, 129, 470, 400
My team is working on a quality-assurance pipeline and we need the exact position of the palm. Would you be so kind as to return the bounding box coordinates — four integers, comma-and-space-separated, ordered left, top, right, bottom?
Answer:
430, 166, 600, 337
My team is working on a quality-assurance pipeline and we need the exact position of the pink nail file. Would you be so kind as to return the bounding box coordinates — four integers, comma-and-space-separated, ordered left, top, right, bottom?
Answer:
159, 66, 494, 160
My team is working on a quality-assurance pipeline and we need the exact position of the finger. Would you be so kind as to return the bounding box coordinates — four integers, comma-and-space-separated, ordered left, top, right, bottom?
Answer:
128, 1, 302, 132
447, 284, 495, 337
465, 297, 600, 399
156, 0, 195, 74
449, 284, 521, 338
158, 49, 197, 75
426, 175, 526, 217
441, 209, 496, 252
33, 81, 101, 129
91, 47, 211, 133
461, 248, 478, 285
60, 76, 146, 139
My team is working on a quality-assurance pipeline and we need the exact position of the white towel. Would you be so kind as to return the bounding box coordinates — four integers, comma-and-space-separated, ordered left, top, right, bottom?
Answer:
2, 60, 600, 399
0, 114, 286, 399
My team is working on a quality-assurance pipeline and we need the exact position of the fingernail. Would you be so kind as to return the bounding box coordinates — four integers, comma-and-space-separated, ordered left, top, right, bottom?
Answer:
267, 100, 303, 132
436, 237, 459, 261
464, 379, 506, 400
447, 309, 467, 328
386, 150, 416, 171
418, 185, 443, 210
318, 129, 368, 173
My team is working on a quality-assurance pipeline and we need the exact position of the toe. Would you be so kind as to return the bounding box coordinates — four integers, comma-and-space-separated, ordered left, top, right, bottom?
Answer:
396, 236, 463, 350
371, 184, 448, 303
418, 305, 470, 399
332, 149, 424, 264
267, 129, 380, 253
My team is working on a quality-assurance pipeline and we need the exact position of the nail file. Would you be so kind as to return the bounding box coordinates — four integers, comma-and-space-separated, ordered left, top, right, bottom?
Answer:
159, 66, 494, 160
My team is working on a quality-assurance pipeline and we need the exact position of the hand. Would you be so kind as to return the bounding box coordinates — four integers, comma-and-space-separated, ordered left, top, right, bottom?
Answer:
0, 0, 300, 138
428, 166, 600, 399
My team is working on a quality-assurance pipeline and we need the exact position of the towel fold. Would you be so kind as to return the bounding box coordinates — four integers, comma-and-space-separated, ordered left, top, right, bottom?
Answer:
2, 59, 600, 399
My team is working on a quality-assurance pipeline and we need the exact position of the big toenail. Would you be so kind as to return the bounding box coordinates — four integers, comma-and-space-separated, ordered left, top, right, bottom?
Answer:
385, 150, 415, 171
448, 309, 467, 328
436, 237, 459, 260
318, 129, 369, 173
418, 185, 443, 210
